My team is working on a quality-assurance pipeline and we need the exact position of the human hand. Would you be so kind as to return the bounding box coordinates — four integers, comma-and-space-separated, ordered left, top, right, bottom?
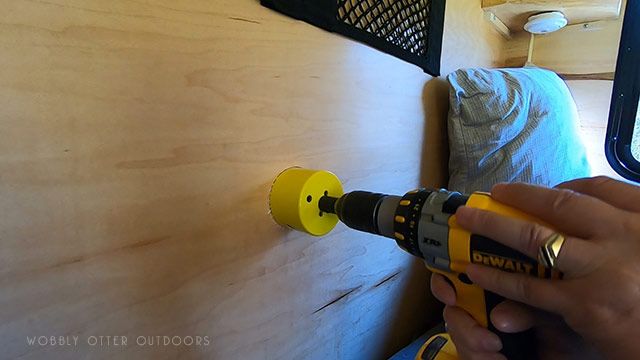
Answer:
430, 177, 640, 360
431, 273, 598, 360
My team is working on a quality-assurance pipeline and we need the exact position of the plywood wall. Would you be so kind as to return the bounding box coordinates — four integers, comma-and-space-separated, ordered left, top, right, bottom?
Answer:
441, 1, 508, 74
0, 1, 507, 359
531, 19, 622, 78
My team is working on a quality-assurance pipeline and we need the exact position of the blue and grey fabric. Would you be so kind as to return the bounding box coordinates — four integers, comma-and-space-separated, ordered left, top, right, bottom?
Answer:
447, 67, 591, 193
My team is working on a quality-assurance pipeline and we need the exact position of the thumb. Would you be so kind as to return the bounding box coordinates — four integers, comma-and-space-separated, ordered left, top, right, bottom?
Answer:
490, 300, 536, 333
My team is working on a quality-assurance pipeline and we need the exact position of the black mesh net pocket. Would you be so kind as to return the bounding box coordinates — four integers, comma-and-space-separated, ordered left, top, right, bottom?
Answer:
261, 0, 446, 76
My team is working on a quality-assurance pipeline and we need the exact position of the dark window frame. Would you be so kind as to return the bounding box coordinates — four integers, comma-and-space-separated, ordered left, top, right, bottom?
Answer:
606, 0, 640, 182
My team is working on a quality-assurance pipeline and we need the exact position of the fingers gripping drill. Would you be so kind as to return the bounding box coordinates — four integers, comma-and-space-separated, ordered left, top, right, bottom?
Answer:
269, 168, 559, 360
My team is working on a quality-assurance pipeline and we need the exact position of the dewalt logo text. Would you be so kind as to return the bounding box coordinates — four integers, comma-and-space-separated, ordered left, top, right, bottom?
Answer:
472, 251, 533, 275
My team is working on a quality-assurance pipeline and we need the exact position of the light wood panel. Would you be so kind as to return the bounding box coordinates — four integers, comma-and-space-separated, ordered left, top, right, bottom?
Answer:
441, 1, 509, 74
503, 8, 623, 75
565, 80, 624, 180
503, 30, 532, 67
483, 0, 622, 31
531, 17, 623, 75
0, 0, 506, 359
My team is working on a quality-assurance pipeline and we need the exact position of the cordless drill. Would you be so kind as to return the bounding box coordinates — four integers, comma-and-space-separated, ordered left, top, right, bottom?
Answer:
268, 168, 558, 360
317, 188, 559, 360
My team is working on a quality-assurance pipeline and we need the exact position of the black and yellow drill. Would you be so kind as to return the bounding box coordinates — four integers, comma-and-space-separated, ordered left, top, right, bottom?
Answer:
269, 168, 559, 360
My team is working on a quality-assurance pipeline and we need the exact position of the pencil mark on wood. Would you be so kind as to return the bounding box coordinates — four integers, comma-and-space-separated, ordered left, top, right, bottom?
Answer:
49, 255, 85, 269
312, 286, 361, 314
373, 271, 401, 288
228, 16, 261, 25
124, 236, 171, 250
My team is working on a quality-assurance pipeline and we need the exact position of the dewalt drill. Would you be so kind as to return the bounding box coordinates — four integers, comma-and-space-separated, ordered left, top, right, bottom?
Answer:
269, 168, 558, 360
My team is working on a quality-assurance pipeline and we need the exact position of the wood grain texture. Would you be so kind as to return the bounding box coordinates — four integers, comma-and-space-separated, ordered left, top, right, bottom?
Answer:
503, 30, 531, 67
0, 0, 505, 359
482, 0, 622, 31
531, 17, 623, 75
442, 2, 508, 74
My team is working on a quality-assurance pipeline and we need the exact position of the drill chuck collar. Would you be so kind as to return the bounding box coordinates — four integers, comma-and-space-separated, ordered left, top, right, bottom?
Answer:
320, 189, 469, 268
319, 191, 387, 235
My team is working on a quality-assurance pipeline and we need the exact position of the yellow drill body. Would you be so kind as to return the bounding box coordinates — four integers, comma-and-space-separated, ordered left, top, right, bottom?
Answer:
408, 191, 559, 360
268, 169, 558, 360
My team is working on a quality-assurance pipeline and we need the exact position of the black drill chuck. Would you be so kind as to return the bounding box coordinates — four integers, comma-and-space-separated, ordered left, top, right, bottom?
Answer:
319, 191, 402, 239
320, 191, 387, 235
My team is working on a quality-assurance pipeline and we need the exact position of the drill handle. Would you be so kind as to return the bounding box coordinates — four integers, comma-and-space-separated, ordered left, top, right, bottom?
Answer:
435, 271, 537, 360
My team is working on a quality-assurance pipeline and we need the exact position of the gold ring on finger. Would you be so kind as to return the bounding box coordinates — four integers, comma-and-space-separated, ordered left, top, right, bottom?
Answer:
538, 233, 566, 269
